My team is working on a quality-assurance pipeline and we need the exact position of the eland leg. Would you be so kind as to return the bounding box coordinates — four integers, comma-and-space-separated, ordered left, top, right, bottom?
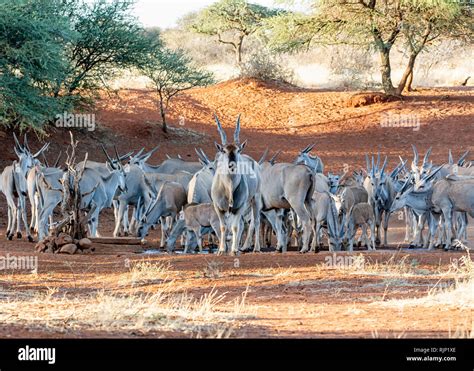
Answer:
229, 213, 242, 256
215, 209, 227, 255
19, 196, 33, 242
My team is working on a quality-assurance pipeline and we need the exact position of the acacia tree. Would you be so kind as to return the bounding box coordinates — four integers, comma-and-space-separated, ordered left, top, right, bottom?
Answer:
0, 0, 73, 130
189, 0, 281, 64
266, 0, 473, 95
398, 2, 472, 92
57, 0, 151, 97
140, 47, 214, 133
0, 0, 156, 131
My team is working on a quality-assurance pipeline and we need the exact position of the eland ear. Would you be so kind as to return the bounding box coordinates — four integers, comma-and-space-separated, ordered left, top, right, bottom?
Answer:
238, 139, 248, 152
215, 142, 224, 152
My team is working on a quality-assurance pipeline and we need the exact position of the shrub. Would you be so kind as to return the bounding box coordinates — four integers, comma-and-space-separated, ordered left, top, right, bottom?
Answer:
239, 50, 294, 83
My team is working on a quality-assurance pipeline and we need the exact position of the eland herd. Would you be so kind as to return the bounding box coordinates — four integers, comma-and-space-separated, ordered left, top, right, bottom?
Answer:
1, 115, 473, 255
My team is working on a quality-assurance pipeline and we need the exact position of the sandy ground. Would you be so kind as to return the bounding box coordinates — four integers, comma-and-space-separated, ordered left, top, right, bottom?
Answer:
0, 80, 473, 338
0, 231, 472, 338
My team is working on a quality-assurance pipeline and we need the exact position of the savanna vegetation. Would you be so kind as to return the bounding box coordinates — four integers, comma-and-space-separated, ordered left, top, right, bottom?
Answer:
1, 0, 472, 131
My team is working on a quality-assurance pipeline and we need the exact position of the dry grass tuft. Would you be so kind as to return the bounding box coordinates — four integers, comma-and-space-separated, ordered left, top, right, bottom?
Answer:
0, 260, 256, 338
378, 250, 474, 310
201, 260, 223, 279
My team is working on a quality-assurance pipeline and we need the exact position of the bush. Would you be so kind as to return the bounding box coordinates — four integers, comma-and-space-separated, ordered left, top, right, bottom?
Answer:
162, 29, 234, 66
0, 0, 73, 131
329, 46, 377, 90
239, 50, 294, 83
0, 0, 154, 132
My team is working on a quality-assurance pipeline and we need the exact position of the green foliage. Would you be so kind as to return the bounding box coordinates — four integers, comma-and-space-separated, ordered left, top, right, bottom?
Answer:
266, 0, 473, 94
0, 0, 74, 131
239, 50, 294, 83
58, 0, 153, 95
189, 0, 282, 63
140, 47, 215, 132
0, 0, 160, 131
191, 0, 281, 36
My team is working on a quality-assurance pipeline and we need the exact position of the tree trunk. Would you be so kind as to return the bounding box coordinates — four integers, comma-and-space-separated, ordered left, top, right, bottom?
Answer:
405, 70, 414, 92
236, 42, 243, 64
159, 99, 167, 133
378, 47, 396, 95
396, 54, 417, 95
236, 34, 245, 65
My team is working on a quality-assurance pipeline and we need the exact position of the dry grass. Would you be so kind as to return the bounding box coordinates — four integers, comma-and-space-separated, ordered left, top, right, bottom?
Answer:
378, 250, 474, 311
121, 260, 172, 287
0, 261, 256, 338
347, 254, 433, 277
1, 249, 472, 338
321, 251, 462, 279
200, 260, 223, 279
449, 320, 474, 339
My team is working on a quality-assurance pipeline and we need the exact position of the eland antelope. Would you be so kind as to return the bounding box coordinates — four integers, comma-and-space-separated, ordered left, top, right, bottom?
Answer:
211, 114, 262, 255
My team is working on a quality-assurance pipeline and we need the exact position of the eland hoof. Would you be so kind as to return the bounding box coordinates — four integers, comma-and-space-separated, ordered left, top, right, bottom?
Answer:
16, 232, 22, 239
27, 236, 34, 243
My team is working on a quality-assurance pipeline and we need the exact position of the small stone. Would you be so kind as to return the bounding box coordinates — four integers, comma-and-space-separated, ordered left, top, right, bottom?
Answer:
59, 244, 78, 255
78, 238, 92, 250
35, 242, 45, 252
55, 234, 73, 247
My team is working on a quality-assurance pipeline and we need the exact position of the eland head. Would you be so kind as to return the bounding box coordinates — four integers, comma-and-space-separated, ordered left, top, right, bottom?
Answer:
127, 146, 158, 168
13, 133, 49, 175
213, 114, 248, 182
294, 143, 324, 173
101, 144, 128, 194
